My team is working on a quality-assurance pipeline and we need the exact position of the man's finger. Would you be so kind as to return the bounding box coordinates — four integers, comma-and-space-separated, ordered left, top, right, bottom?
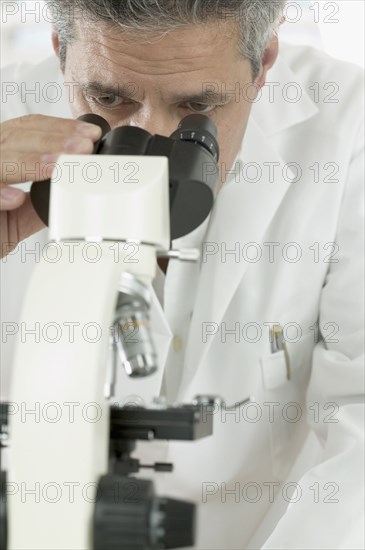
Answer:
2, 129, 96, 155
0, 187, 26, 210
0, 151, 60, 184
9, 114, 102, 138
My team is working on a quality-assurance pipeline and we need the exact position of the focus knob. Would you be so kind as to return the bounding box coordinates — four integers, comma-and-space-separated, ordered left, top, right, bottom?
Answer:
93, 474, 195, 549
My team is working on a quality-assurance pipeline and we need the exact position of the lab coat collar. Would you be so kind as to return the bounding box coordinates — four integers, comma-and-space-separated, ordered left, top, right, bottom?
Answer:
250, 42, 320, 135
178, 51, 320, 397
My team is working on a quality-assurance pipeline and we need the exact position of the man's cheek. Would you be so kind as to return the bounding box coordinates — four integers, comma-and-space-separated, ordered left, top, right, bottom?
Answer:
215, 125, 248, 189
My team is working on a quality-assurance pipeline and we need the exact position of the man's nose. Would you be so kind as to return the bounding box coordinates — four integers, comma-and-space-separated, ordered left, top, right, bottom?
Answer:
127, 113, 180, 138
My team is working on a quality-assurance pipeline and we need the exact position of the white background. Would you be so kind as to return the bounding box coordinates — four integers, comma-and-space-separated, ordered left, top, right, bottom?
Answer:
0, 1, 364, 69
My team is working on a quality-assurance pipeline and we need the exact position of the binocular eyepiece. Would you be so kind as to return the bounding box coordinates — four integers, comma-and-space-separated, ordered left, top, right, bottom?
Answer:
31, 113, 220, 240
78, 113, 219, 161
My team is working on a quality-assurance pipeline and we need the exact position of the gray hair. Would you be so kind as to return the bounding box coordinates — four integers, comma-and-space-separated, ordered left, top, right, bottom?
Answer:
46, 0, 286, 79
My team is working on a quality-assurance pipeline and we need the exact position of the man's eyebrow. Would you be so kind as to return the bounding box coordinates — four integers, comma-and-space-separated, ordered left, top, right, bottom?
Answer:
80, 81, 143, 100
173, 89, 227, 103
80, 81, 226, 103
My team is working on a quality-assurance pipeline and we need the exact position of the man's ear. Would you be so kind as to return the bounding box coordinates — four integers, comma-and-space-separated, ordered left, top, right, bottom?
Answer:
51, 30, 65, 73
52, 30, 60, 57
255, 35, 279, 89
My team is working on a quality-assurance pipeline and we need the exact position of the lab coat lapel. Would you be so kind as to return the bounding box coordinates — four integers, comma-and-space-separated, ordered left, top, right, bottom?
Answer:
180, 64, 319, 393
180, 119, 293, 391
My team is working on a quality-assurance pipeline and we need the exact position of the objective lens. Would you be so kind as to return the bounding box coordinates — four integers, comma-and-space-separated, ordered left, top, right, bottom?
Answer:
113, 274, 158, 378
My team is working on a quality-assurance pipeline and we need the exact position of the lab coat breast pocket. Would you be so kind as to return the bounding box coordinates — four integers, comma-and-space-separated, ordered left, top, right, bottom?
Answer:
259, 340, 312, 481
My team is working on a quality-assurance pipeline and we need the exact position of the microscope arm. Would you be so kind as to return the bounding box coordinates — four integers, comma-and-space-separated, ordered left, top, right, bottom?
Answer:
8, 154, 169, 550
9, 243, 122, 549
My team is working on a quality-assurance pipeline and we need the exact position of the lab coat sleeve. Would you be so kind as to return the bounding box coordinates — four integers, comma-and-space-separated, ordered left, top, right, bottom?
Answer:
262, 117, 365, 550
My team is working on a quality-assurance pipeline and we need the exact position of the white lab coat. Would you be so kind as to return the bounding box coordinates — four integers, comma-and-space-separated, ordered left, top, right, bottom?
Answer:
0, 42, 364, 549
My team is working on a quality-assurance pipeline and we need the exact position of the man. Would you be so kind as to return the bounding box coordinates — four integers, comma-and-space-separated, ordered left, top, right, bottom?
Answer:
1, 1, 364, 549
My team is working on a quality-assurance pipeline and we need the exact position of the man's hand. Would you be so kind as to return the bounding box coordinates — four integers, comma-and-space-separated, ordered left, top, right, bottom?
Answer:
0, 114, 102, 259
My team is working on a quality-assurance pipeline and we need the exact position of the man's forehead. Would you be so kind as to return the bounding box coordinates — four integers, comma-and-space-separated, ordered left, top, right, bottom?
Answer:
72, 17, 239, 64
67, 18, 249, 102
67, 25, 249, 102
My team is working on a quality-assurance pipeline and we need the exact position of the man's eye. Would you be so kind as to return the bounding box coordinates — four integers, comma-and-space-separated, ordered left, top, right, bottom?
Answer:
91, 94, 125, 108
185, 102, 217, 113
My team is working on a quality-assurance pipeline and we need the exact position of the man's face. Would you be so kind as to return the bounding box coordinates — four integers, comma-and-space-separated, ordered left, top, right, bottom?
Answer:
59, 19, 261, 190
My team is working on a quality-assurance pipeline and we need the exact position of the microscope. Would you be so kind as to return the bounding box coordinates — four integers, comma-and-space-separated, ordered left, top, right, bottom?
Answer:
0, 114, 220, 549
